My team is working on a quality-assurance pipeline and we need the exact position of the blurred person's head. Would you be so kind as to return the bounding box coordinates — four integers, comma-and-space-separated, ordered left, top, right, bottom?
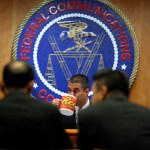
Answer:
92, 69, 129, 104
68, 74, 89, 108
1, 61, 34, 95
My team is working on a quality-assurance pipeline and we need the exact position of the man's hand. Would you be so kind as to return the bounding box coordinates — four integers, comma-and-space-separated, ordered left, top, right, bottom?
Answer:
52, 99, 61, 107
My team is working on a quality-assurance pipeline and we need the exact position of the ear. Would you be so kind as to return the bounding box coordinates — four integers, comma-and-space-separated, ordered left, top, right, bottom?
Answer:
0, 81, 5, 93
99, 85, 108, 100
26, 80, 35, 94
84, 88, 89, 96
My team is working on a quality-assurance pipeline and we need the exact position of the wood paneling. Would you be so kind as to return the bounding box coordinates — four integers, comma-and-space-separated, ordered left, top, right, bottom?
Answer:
0, 0, 150, 107
109, 0, 150, 106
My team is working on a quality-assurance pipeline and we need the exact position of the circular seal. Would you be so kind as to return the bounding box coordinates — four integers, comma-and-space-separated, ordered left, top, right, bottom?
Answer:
12, 0, 139, 102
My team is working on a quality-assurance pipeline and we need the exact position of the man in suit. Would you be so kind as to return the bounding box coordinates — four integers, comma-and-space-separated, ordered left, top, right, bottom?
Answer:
52, 74, 90, 128
0, 61, 72, 149
78, 69, 150, 150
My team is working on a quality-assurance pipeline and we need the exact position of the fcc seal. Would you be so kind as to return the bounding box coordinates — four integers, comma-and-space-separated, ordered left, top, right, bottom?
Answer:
12, 0, 139, 102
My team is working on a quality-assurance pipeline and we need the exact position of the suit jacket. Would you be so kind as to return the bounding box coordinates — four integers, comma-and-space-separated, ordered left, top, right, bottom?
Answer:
61, 111, 77, 129
78, 95, 150, 150
0, 90, 72, 149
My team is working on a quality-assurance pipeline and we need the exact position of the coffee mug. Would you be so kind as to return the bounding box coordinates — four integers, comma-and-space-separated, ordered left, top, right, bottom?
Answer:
59, 94, 77, 116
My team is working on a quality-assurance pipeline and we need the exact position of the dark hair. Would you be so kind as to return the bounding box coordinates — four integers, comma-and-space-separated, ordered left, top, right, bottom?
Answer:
3, 61, 34, 88
93, 69, 129, 96
69, 74, 89, 90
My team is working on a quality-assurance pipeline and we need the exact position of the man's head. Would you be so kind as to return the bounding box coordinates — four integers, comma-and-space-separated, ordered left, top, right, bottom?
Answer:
68, 74, 89, 108
92, 69, 129, 104
1, 61, 34, 95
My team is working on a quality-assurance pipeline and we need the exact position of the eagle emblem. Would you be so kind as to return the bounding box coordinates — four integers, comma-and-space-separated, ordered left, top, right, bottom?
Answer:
58, 21, 96, 53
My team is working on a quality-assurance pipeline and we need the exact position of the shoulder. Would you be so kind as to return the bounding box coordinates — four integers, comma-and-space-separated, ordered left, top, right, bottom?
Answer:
33, 98, 60, 113
78, 99, 122, 121
79, 103, 99, 121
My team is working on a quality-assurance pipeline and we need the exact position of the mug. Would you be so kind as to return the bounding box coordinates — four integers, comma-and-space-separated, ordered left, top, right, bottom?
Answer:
59, 94, 77, 116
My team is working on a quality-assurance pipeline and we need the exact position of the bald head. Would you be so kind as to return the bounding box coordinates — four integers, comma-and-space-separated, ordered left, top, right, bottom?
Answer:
3, 61, 34, 89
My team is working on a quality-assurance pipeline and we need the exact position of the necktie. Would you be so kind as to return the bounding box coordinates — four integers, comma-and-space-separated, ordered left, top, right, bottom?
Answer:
75, 107, 80, 128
